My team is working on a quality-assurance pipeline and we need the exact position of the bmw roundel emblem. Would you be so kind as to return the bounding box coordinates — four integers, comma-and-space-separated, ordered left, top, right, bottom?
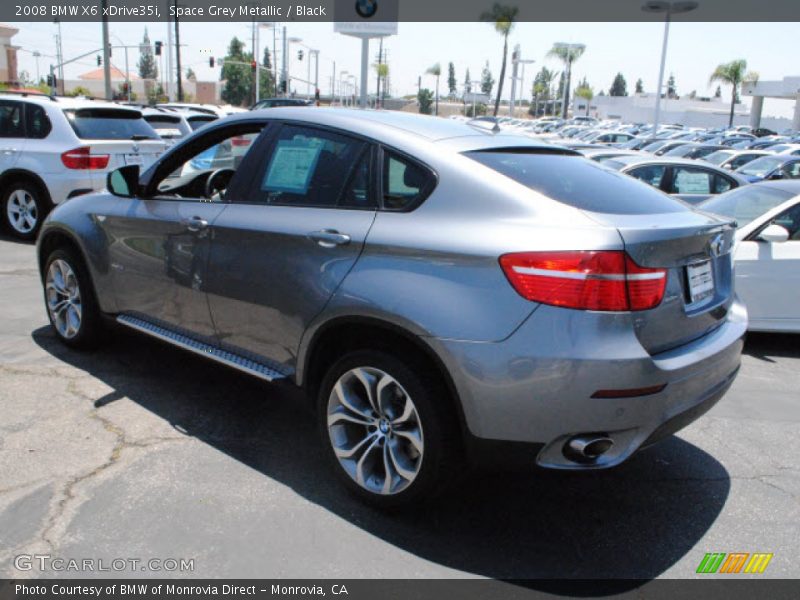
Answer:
355, 0, 378, 18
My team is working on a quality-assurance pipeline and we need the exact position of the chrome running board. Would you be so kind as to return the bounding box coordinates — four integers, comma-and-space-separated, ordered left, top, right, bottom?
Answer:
116, 314, 288, 382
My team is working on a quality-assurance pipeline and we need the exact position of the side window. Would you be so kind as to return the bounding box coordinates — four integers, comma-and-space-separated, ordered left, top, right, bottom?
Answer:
771, 203, 800, 240
782, 161, 800, 179
627, 165, 667, 189
24, 104, 52, 139
670, 168, 712, 195
152, 125, 266, 201
0, 100, 24, 138
338, 151, 375, 209
713, 174, 734, 194
382, 151, 434, 210
254, 125, 366, 207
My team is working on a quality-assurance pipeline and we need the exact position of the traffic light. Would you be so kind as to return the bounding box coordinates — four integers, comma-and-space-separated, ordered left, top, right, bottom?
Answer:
154, 41, 162, 56
108, 43, 112, 57
251, 60, 257, 72
96, 55, 102, 66
46, 74, 57, 87
209, 57, 215, 68
298, 50, 304, 61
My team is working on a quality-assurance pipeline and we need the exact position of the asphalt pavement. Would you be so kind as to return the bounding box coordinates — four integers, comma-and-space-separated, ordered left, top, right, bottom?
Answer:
1, 234, 798, 581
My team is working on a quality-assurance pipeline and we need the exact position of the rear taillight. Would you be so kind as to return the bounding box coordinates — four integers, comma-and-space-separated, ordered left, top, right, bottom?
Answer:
499, 251, 666, 311
61, 147, 110, 170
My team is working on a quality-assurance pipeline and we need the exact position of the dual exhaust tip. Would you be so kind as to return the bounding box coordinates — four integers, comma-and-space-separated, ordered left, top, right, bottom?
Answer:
563, 434, 614, 463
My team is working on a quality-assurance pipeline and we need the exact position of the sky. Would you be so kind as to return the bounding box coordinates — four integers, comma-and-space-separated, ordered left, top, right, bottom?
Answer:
11, 21, 800, 118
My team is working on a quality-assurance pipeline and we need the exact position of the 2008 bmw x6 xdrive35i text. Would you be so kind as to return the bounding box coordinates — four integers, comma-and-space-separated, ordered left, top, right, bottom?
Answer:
37, 109, 746, 508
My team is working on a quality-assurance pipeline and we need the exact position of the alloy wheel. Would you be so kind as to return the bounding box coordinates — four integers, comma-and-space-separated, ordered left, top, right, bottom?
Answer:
327, 367, 424, 495
6, 189, 38, 235
46, 259, 82, 339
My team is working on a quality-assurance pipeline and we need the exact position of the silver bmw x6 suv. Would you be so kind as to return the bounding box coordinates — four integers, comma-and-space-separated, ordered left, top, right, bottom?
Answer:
37, 109, 746, 507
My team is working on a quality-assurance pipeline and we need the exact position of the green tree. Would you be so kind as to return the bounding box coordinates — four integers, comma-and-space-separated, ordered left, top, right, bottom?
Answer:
137, 27, 158, 80
221, 37, 253, 106
426, 63, 441, 115
547, 43, 586, 117
667, 73, 677, 98
575, 77, 594, 115
530, 66, 555, 117
709, 59, 759, 126
417, 88, 434, 114
635, 78, 644, 94
480, 61, 494, 96
373, 62, 389, 106
464, 68, 471, 95
464, 102, 487, 118
447, 62, 457, 98
609, 72, 627, 97
480, 3, 518, 116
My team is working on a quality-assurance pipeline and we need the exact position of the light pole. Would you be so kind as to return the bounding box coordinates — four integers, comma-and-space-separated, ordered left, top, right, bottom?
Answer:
287, 36, 302, 96
509, 45, 535, 118
642, 1, 698, 138
552, 42, 585, 119
338, 70, 349, 105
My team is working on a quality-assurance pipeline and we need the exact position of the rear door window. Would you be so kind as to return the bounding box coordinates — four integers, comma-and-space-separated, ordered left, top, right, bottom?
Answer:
627, 164, 668, 189
64, 108, 158, 140
466, 151, 685, 214
24, 104, 51, 139
0, 100, 24, 138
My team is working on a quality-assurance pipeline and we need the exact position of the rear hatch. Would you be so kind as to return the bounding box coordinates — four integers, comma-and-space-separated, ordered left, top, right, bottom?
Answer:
587, 210, 736, 355
63, 107, 166, 182
464, 149, 737, 355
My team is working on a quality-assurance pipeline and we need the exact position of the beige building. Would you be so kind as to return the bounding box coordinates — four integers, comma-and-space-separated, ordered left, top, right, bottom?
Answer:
0, 24, 19, 85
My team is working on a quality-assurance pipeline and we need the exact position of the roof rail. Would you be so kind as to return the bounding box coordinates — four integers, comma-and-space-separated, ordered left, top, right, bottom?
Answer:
0, 90, 56, 101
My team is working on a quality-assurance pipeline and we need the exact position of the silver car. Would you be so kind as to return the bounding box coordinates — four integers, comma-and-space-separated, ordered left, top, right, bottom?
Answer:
37, 109, 746, 508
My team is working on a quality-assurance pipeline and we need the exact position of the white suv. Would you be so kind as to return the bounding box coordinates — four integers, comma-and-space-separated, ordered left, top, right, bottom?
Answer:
0, 93, 166, 240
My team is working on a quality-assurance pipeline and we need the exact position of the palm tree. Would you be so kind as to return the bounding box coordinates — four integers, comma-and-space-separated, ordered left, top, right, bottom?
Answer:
534, 66, 556, 116
426, 63, 441, 116
374, 62, 389, 108
709, 59, 759, 127
480, 3, 518, 117
575, 80, 594, 115
547, 43, 586, 118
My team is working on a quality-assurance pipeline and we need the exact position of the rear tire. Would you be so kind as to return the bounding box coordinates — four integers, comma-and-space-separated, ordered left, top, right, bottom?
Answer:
2, 180, 50, 241
318, 349, 460, 509
43, 247, 104, 350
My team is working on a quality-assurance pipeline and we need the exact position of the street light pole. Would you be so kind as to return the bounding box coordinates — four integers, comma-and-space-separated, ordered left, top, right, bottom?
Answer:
100, 0, 112, 99
642, 1, 698, 138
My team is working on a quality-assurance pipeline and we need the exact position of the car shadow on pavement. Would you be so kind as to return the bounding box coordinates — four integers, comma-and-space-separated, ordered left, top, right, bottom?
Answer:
743, 332, 800, 362
33, 325, 730, 588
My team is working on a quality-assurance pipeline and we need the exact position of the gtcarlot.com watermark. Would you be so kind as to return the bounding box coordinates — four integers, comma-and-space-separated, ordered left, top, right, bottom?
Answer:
14, 554, 195, 573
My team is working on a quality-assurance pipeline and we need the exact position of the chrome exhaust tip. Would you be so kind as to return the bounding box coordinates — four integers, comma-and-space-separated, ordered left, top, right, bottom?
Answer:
564, 435, 614, 462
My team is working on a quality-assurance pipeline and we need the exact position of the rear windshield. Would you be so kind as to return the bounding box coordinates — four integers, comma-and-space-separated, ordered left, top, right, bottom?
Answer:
699, 185, 794, 228
64, 108, 158, 140
465, 151, 687, 215
144, 115, 190, 138
187, 116, 217, 130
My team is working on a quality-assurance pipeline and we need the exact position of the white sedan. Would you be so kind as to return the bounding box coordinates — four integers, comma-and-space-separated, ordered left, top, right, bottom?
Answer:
699, 181, 800, 332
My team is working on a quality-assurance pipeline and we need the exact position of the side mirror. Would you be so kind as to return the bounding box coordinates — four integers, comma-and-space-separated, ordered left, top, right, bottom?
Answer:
767, 170, 785, 180
759, 224, 790, 243
107, 165, 140, 198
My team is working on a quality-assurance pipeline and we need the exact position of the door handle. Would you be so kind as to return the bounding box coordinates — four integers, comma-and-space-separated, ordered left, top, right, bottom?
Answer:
181, 216, 208, 232
308, 229, 351, 248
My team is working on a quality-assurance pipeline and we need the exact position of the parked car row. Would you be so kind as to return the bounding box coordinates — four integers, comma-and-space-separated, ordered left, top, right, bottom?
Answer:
0, 93, 248, 239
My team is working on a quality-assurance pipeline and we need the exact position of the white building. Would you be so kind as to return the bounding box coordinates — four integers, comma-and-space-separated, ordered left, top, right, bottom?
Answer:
742, 76, 800, 131
576, 92, 793, 131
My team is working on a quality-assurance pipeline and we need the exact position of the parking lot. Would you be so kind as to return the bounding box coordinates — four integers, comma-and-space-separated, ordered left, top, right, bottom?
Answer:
0, 233, 798, 580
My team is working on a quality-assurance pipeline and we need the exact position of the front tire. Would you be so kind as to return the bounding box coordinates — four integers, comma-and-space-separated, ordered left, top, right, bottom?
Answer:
318, 349, 459, 509
43, 248, 104, 349
2, 181, 49, 241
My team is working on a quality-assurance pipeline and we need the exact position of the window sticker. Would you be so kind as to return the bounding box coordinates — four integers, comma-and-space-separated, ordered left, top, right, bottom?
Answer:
262, 139, 323, 194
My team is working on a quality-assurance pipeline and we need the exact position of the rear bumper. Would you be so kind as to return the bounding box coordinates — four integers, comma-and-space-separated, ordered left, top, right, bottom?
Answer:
45, 172, 100, 205
428, 299, 747, 469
